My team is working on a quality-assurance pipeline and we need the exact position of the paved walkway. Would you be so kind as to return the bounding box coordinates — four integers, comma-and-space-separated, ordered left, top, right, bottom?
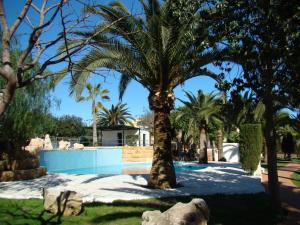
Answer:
262, 163, 300, 225
0, 163, 264, 203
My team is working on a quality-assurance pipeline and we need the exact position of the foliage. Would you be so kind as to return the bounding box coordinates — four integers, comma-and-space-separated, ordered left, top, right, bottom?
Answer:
76, 83, 109, 113
55, 115, 86, 137
227, 130, 240, 143
98, 103, 134, 127
0, 49, 55, 150
239, 124, 263, 174
281, 133, 295, 155
125, 135, 139, 146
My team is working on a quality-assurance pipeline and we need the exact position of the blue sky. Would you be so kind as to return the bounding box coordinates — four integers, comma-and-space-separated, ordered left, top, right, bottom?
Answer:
6, 0, 237, 125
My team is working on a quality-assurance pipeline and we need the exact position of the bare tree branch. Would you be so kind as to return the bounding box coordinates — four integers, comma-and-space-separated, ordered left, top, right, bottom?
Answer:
9, 0, 33, 39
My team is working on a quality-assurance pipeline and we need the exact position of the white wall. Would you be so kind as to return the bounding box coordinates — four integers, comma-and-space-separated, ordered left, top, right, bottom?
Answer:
223, 143, 240, 163
101, 129, 150, 146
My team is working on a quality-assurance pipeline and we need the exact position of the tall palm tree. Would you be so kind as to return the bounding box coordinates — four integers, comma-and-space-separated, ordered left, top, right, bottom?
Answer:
97, 103, 134, 126
69, 0, 223, 188
77, 83, 109, 146
177, 90, 221, 163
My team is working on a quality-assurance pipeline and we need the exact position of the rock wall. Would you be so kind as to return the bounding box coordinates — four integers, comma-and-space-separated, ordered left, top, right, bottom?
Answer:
122, 146, 153, 162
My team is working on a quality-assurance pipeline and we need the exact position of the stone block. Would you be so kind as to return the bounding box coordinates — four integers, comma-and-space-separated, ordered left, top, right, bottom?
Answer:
43, 189, 82, 216
142, 198, 209, 225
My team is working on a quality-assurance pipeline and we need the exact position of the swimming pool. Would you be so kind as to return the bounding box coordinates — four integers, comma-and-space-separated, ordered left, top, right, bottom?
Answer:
39, 149, 206, 175
49, 162, 206, 175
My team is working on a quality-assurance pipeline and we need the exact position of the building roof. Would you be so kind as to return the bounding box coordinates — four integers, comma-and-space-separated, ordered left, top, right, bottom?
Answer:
98, 125, 140, 131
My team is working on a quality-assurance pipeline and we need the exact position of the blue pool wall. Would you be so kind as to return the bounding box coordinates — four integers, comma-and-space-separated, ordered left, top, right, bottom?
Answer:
39, 148, 123, 172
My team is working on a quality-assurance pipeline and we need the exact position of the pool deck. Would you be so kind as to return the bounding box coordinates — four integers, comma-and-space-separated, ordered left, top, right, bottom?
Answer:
0, 162, 265, 203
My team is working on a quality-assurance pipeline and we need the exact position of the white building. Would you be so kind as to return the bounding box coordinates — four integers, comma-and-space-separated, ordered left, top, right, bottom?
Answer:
99, 125, 151, 146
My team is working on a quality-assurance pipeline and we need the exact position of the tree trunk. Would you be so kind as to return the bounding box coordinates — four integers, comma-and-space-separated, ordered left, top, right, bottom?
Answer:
263, 137, 268, 163
217, 129, 224, 160
264, 97, 281, 212
148, 91, 176, 189
198, 122, 208, 163
0, 80, 17, 117
92, 100, 98, 146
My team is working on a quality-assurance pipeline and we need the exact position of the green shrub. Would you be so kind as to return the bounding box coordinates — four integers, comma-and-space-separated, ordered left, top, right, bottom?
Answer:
240, 123, 262, 174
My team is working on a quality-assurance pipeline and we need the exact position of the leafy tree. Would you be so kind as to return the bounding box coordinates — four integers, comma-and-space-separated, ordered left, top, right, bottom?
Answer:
217, 0, 300, 210
177, 90, 221, 163
240, 123, 263, 175
97, 103, 134, 127
67, 0, 224, 188
55, 115, 85, 138
77, 83, 109, 146
0, 40, 54, 152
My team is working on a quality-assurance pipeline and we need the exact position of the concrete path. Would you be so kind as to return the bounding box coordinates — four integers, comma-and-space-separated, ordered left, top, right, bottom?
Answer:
262, 162, 300, 225
0, 163, 264, 203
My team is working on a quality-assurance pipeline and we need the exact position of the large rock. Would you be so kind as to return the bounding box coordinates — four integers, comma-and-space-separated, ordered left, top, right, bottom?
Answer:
142, 198, 209, 225
44, 134, 53, 150
73, 143, 84, 150
0, 167, 46, 181
11, 158, 39, 171
25, 138, 44, 154
43, 189, 82, 216
59, 140, 71, 150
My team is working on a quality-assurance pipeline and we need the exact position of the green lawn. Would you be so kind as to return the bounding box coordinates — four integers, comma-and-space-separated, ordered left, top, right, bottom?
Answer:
292, 169, 300, 187
0, 194, 280, 225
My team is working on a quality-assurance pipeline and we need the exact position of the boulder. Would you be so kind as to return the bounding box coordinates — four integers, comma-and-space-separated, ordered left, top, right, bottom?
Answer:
44, 134, 53, 150
11, 159, 39, 171
43, 189, 82, 216
142, 198, 209, 225
25, 138, 44, 154
59, 140, 71, 150
73, 143, 84, 150
0, 167, 46, 181
0, 160, 8, 171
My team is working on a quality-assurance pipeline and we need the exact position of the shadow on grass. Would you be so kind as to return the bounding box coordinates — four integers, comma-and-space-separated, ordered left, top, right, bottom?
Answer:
89, 211, 142, 223
0, 193, 282, 225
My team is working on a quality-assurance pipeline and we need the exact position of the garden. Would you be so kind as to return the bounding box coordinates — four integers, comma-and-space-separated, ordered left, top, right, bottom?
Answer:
0, 0, 300, 224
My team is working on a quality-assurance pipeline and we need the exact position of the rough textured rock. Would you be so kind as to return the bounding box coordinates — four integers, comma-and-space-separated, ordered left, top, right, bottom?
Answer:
44, 134, 53, 150
0, 160, 8, 171
43, 189, 82, 216
25, 138, 44, 154
73, 143, 84, 150
59, 141, 71, 150
0, 167, 46, 181
142, 198, 209, 225
11, 159, 39, 171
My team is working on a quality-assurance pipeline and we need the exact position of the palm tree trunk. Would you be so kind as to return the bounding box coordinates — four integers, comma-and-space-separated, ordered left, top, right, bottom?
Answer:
148, 91, 176, 189
92, 100, 98, 146
264, 96, 281, 212
217, 129, 224, 160
199, 122, 208, 163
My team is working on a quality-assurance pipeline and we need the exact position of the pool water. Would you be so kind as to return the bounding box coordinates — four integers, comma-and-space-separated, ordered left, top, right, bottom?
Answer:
51, 162, 206, 175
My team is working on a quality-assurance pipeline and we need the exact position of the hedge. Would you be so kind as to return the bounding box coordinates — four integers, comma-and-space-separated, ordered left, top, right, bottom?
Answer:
240, 123, 262, 174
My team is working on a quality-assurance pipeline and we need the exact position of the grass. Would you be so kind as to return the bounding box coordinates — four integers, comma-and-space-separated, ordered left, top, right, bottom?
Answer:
291, 169, 300, 187
0, 194, 281, 225
261, 156, 300, 171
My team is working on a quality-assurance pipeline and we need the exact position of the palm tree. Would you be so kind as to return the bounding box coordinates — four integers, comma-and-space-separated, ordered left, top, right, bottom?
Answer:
68, 0, 223, 188
77, 83, 109, 146
177, 90, 221, 163
97, 103, 134, 126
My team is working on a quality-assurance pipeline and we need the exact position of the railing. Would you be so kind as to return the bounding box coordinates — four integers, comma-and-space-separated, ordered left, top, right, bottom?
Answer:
49, 136, 151, 148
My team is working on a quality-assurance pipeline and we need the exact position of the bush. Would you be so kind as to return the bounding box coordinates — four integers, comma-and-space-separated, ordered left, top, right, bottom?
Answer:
281, 132, 294, 159
239, 123, 262, 174
125, 135, 139, 146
